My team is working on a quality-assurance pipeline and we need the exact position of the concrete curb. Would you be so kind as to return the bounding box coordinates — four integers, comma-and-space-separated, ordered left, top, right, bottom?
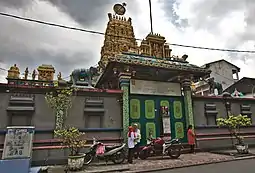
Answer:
47, 166, 130, 173
85, 167, 130, 173
127, 156, 255, 173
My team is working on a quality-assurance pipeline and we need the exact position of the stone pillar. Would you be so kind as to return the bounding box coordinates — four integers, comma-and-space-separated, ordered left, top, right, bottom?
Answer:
182, 78, 194, 128
119, 72, 131, 143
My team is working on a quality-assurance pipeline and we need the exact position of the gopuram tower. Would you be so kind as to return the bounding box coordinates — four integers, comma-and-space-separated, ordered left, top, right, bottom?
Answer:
98, 3, 175, 72
99, 3, 139, 70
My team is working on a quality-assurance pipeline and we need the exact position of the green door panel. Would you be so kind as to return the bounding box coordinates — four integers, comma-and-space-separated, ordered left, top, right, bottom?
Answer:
146, 122, 156, 139
130, 122, 141, 129
130, 95, 187, 145
175, 122, 184, 139
160, 100, 169, 107
173, 101, 183, 119
145, 100, 155, 119
130, 99, 140, 119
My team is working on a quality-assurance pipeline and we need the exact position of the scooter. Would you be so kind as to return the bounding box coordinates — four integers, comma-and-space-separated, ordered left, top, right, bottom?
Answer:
139, 137, 183, 160
84, 138, 126, 165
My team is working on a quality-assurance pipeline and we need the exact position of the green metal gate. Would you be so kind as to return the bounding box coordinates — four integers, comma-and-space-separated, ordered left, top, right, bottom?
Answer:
129, 95, 187, 145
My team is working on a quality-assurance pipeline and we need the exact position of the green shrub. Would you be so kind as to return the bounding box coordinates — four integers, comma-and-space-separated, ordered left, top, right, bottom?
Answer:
217, 115, 252, 145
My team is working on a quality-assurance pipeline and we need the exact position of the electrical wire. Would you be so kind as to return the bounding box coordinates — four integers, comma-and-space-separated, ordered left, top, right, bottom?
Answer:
1, 12, 255, 53
0, 67, 8, 71
0, 12, 247, 82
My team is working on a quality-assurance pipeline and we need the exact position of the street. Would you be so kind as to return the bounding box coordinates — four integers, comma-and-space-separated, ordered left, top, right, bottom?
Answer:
153, 159, 255, 173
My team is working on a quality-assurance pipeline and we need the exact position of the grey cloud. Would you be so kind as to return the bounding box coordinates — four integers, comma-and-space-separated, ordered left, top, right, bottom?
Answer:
187, 0, 255, 62
189, 0, 255, 40
0, 0, 141, 81
0, 0, 101, 80
45, 0, 139, 26
0, 0, 32, 8
0, 0, 142, 82
0, 37, 94, 78
160, 0, 189, 29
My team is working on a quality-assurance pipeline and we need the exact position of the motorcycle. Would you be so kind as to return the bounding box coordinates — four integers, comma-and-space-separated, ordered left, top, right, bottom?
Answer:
84, 138, 126, 165
139, 137, 183, 160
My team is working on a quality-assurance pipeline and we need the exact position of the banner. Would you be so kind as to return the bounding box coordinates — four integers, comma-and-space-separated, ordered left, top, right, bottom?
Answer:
130, 79, 181, 96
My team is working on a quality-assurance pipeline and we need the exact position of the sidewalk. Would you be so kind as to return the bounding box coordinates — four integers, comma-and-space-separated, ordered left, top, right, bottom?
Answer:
47, 152, 237, 173
210, 148, 255, 157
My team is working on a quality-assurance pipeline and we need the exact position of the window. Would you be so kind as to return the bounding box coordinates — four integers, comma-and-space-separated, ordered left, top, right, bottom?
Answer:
204, 103, 218, 126
9, 113, 32, 126
232, 70, 239, 80
206, 116, 216, 126
240, 104, 252, 123
85, 115, 102, 128
84, 98, 104, 128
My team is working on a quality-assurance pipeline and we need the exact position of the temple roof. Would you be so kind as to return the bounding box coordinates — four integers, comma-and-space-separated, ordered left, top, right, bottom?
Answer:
95, 52, 211, 88
108, 52, 210, 73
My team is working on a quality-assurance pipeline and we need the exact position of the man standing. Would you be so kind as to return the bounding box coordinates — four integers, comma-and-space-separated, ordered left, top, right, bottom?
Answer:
133, 123, 141, 158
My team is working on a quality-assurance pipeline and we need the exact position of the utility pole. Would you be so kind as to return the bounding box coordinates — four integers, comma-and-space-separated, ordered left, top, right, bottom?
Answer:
149, 0, 153, 34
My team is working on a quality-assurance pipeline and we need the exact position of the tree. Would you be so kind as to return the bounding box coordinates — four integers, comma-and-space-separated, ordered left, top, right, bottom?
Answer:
217, 114, 252, 145
54, 127, 86, 156
45, 88, 74, 130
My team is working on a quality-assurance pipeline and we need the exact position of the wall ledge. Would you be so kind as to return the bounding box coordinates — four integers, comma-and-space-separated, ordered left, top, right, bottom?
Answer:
195, 125, 255, 129
193, 95, 255, 101
0, 128, 123, 134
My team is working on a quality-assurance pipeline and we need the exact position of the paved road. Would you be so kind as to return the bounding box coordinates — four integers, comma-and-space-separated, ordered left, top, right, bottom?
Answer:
152, 159, 255, 173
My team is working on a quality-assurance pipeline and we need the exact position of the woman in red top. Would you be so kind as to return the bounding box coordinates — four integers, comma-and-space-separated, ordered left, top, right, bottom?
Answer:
187, 125, 196, 153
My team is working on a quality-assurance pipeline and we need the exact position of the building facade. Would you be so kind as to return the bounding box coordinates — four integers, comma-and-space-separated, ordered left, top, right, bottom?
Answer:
193, 96, 255, 150
0, 4, 255, 165
195, 60, 240, 96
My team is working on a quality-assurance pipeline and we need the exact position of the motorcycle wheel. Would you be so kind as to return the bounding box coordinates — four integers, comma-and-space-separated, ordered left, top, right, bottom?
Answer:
138, 150, 148, 160
111, 151, 126, 164
84, 153, 94, 165
167, 147, 181, 159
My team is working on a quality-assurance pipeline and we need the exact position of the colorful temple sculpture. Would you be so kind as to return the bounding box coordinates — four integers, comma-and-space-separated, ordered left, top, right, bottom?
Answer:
70, 67, 99, 88
6, 64, 57, 87
99, 13, 138, 70
231, 88, 244, 97
37, 64, 55, 81
7, 64, 20, 79
96, 5, 211, 144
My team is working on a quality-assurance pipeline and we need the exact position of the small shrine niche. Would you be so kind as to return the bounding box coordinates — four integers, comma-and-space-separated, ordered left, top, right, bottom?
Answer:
37, 64, 55, 81
7, 64, 20, 79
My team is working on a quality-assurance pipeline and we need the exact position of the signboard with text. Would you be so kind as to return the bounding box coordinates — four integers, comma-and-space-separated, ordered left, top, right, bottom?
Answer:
2, 126, 35, 160
162, 117, 171, 134
130, 79, 182, 96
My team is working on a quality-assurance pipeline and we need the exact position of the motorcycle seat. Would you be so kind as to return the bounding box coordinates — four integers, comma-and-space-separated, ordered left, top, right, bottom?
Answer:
165, 139, 179, 144
105, 144, 122, 151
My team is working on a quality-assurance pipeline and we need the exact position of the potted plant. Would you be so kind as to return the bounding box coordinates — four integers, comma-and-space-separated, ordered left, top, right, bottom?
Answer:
217, 114, 252, 154
55, 127, 87, 171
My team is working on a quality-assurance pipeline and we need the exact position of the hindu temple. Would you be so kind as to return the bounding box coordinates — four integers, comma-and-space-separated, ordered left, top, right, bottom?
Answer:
1, 3, 255, 165
95, 5, 211, 144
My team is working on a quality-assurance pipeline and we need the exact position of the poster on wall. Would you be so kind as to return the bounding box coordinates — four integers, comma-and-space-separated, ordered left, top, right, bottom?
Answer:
162, 117, 171, 134
130, 79, 181, 96
2, 126, 35, 159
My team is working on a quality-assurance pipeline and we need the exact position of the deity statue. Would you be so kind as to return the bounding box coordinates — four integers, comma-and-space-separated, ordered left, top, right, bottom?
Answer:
57, 72, 62, 81
12, 64, 18, 70
24, 67, 29, 80
32, 70, 36, 80
70, 66, 99, 88
207, 77, 223, 95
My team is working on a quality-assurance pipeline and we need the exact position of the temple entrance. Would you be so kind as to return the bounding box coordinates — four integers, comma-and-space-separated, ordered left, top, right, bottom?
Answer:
130, 95, 187, 145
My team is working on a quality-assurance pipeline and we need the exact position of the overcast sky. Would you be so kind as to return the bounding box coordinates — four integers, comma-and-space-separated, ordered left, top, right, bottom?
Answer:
0, 0, 255, 83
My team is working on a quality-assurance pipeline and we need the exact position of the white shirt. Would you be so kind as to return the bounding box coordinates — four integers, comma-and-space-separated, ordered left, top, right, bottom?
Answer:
128, 132, 135, 148
135, 129, 141, 144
